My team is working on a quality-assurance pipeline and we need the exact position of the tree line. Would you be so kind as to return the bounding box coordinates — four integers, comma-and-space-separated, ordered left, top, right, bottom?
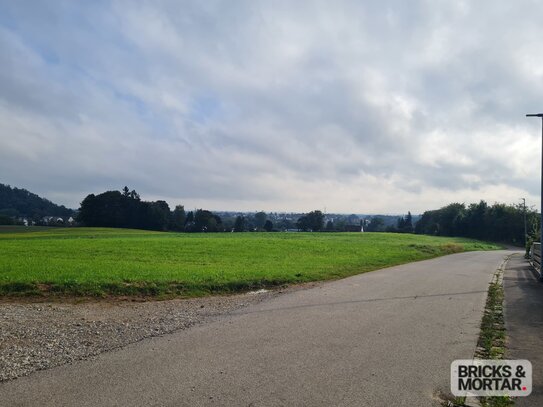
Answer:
4, 184, 538, 245
77, 189, 333, 233
78, 190, 537, 245
414, 201, 538, 246
77, 187, 281, 232
364, 212, 414, 233
78, 187, 218, 232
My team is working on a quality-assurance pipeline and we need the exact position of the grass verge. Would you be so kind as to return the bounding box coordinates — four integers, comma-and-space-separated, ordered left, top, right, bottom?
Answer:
444, 256, 514, 407
476, 258, 514, 407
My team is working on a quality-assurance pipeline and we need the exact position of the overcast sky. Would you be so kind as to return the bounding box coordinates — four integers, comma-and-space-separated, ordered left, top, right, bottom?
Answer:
1, 1, 542, 214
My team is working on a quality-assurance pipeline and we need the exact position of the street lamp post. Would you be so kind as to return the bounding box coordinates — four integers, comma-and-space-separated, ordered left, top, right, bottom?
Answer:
526, 113, 543, 280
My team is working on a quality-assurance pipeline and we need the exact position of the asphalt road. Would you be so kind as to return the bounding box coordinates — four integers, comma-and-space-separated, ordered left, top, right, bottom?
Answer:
0, 250, 514, 406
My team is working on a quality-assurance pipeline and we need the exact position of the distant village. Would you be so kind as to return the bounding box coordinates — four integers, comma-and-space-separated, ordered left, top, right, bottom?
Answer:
19, 216, 77, 227
0, 183, 415, 232
13, 210, 409, 233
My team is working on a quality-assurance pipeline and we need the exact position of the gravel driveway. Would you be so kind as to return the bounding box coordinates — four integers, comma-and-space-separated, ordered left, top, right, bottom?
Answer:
0, 288, 294, 382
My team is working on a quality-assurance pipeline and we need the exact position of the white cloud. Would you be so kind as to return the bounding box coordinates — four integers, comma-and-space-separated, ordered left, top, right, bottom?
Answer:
0, 0, 541, 213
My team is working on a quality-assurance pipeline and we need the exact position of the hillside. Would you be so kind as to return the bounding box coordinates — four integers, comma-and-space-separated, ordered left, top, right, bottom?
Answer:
0, 183, 74, 220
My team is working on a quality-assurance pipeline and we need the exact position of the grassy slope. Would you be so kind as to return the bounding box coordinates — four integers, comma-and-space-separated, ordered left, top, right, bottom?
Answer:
0, 226, 501, 297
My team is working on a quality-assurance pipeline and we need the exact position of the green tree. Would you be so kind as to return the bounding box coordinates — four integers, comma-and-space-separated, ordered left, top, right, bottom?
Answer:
171, 205, 186, 231
464, 201, 487, 239
297, 215, 310, 231
414, 200, 537, 245
366, 217, 385, 232
234, 215, 246, 232
0, 214, 15, 225
145, 200, 171, 231
396, 212, 413, 233
276, 218, 294, 230
397, 216, 406, 232
193, 209, 220, 232
254, 211, 267, 229
78, 189, 167, 231
207, 217, 219, 232
263, 219, 273, 232
297, 210, 324, 231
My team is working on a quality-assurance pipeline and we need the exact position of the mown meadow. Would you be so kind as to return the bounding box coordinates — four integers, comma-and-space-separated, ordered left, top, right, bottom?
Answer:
0, 227, 501, 297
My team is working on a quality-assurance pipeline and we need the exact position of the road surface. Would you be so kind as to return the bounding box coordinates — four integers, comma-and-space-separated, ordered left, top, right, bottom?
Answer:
504, 254, 543, 406
0, 250, 514, 406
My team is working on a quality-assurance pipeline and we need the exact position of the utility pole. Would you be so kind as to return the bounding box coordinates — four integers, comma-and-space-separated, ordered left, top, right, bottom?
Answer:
521, 198, 527, 248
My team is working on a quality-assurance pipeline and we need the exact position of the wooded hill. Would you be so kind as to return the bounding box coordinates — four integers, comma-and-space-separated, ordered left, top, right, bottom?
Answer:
0, 183, 74, 220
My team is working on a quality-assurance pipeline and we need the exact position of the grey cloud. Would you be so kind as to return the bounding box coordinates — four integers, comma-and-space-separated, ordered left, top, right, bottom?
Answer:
0, 0, 541, 212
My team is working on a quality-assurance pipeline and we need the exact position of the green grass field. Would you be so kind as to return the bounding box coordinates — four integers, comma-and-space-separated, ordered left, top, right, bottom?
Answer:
0, 226, 501, 297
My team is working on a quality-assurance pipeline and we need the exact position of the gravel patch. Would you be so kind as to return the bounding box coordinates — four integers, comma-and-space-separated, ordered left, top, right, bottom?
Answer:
0, 288, 293, 382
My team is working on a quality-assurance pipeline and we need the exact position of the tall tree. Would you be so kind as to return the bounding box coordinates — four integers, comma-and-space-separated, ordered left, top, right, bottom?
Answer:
234, 215, 246, 232
397, 216, 406, 232
254, 211, 267, 229
171, 205, 186, 231
297, 210, 324, 232
366, 217, 385, 232
404, 212, 413, 233
263, 219, 273, 232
